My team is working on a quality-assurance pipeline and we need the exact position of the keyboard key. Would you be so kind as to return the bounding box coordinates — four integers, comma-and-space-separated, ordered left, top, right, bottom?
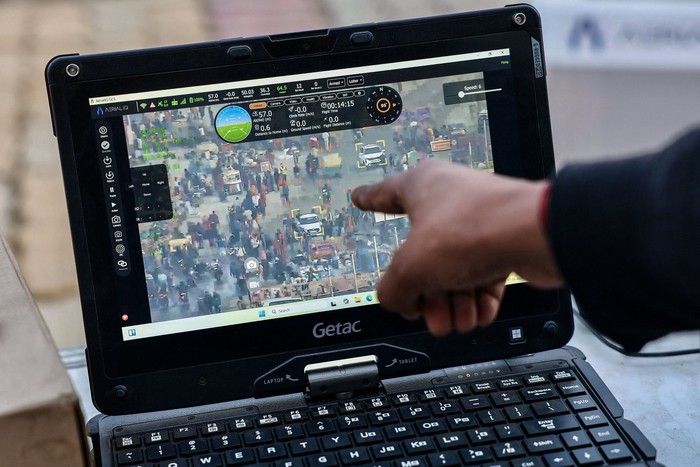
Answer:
524, 435, 563, 454
258, 414, 282, 426
532, 399, 568, 416
145, 431, 169, 445
172, 426, 196, 440
557, 380, 586, 396
436, 432, 468, 450
307, 419, 337, 435
525, 374, 549, 385
289, 438, 320, 456
522, 385, 557, 401
493, 440, 526, 459
275, 423, 305, 440
116, 449, 143, 465
600, 442, 634, 463
372, 442, 403, 459
161, 460, 188, 467
444, 384, 468, 397
561, 430, 591, 449
578, 410, 607, 428
258, 443, 287, 460
567, 395, 597, 412
505, 404, 533, 421
233, 455, 269, 467
306, 453, 338, 467
543, 451, 575, 466
284, 409, 309, 423
550, 370, 575, 382
339, 414, 368, 430
477, 408, 506, 425
229, 417, 254, 431
471, 381, 496, 393
416, 419, 447, 435
446, 414, 478, 430
339, 447, 371, 464
391, 393, 417, 405
200, 421, 226, 435
512, 457, 545, 467
369, 409, 399, 425
491, 390, 522, 407
385, 423, 415, 440
145, 443, 176, 461
588, 425, 621, 444
466, 427, 496, 444
177, 438, 208, 456
353, 428, 383, 445
404, 437, 435, 455
395, 457, 427, 467
311, 405, 336, 418
399, 405, 430, 420
427, 451, 461, 466
321, 433, 352, 450
192, 454, 223, 466
522, 414, 579, 435
494, 423, 523, 440
459, 447, 494, 464
114, 435, 141, 449
418, 388, 441, 401
429, 400, 460, 416
339, 401, 361, 414
275, 460, 304, 467
211, 433, 240, 450
460, 394, 490, 410
364, 397, 390, 409
243, 428, 272, 445
572, 447, 604, 465
498, 377, 523, 389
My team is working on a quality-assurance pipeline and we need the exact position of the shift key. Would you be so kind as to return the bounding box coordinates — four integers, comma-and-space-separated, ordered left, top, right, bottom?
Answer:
522, 415, 579, 435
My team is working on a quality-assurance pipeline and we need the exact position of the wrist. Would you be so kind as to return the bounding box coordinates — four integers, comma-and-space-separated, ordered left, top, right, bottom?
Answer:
501, 179, 562, 288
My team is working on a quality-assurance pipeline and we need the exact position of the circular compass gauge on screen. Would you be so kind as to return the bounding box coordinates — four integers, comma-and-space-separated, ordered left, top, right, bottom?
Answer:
215, 105, 253, 143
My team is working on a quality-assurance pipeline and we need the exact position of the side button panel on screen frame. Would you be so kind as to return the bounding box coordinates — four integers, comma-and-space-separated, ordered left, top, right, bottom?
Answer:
95, 121, 131, 276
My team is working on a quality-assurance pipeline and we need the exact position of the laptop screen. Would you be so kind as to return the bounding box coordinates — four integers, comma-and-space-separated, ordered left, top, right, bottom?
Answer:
49, 6, 572, 413
87, 48, 532, 342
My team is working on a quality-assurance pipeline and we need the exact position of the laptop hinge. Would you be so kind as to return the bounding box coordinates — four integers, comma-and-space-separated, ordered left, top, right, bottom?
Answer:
304, 355, 381, 400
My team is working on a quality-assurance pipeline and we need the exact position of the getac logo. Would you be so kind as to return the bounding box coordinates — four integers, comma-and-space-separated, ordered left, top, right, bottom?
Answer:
312, 321, 362, 338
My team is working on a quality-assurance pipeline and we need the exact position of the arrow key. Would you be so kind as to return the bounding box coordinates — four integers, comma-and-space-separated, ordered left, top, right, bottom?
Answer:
601, 442, 633, 462
561, 430, 591, 449
543, 451, 574, 466
572, 447, 604, 465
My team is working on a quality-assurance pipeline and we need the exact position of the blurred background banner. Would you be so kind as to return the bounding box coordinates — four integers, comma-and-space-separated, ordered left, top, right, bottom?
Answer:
534, 0, 700, 70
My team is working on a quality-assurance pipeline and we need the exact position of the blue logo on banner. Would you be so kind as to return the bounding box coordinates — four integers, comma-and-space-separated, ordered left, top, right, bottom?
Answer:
568, 16, 605, 51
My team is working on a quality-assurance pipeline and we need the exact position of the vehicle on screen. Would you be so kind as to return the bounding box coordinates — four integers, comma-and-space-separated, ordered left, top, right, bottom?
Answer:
358, 144, 386, 167
296, 213, 324, 236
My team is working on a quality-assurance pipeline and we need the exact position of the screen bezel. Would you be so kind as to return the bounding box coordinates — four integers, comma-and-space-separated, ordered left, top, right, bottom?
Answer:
47, 6, 573, 415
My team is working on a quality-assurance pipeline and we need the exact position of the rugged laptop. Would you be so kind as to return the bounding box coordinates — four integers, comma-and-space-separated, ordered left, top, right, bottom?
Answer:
46, 4, 660, 466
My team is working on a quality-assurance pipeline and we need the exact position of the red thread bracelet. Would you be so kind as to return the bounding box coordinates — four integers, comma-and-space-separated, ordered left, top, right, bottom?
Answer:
538, 182, 553, 232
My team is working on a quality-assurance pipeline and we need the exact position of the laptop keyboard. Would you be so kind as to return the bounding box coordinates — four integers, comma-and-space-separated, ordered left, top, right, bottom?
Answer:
111, 369, 638, 466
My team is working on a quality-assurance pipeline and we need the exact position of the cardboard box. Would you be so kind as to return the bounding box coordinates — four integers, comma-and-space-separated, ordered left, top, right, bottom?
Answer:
0, 234, 90, 466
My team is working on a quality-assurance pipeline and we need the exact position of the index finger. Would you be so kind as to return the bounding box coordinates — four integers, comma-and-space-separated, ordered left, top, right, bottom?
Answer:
351, 174, 409, 215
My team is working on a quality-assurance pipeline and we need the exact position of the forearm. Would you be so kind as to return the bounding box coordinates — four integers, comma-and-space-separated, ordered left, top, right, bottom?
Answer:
548, 128, 700, 351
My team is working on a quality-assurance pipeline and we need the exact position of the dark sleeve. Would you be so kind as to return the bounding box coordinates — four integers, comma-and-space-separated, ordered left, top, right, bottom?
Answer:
548, 127, 700, 352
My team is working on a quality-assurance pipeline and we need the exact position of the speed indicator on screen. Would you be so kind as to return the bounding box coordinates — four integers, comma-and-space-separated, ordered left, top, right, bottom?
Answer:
366, 86, 402, 124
